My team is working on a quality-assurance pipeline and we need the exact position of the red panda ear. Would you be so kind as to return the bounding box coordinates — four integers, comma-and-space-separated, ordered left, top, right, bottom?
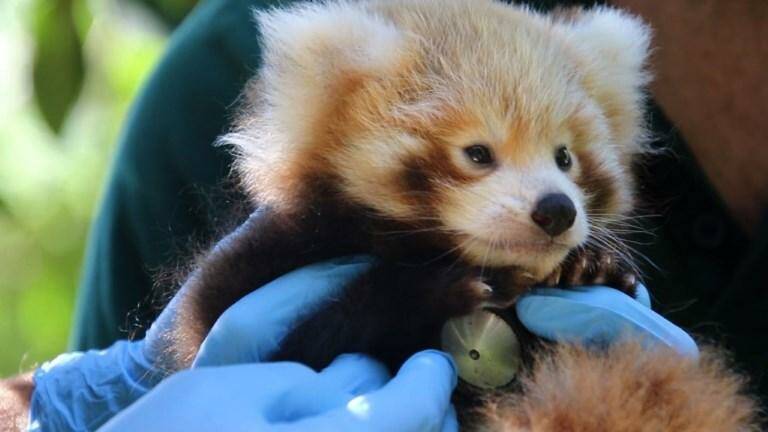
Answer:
255, 3, 410, 76
254, 3, 411, 127
222, 3, 413, 210
565, 8, 651, 82
559, 8, 652, 154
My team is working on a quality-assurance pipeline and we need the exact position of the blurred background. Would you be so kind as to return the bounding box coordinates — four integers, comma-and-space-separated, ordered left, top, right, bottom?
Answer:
0, 0, 198, 375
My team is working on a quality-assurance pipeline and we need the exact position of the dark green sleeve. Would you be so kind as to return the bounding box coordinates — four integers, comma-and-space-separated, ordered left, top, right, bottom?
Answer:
69, 0, 277, 350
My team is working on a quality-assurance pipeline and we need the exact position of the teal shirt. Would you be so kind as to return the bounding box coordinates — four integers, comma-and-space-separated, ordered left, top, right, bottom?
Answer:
71, 0, 768, 400
71, 0, 267, 348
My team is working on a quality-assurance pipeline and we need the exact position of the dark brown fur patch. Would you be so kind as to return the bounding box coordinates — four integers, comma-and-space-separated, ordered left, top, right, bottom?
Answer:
425, 141, 475, 184
398, 138, 476, 210
575, 150, 618, 215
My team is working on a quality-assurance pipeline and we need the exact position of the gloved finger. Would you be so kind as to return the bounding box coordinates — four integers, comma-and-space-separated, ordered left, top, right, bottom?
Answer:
349, 350, 457, 430
99, 362, 318, 432
273, 350, 457, 432
264, 354, 391, 423
198, 362, 319, 396
441, 404, 459, 432
318, 353, 391, 395
194, 256, 374, 367
516, 286, 698, 358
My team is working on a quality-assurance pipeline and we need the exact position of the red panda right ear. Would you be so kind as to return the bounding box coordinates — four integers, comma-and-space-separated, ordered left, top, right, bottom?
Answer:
221, 3, 416, 211
253, 2, 413, 136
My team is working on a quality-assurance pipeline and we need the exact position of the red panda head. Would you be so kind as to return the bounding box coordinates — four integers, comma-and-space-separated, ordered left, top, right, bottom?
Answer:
225, 0, 651, 279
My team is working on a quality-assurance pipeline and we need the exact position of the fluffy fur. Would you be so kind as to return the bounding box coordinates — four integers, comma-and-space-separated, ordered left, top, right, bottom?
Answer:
227, 0, 650, 277
480, 342, 759, 431
161, 0, 761, 430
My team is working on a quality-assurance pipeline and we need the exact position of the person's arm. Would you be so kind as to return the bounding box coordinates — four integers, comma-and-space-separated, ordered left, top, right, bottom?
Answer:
71, 0, 268, 351
0, 374, 33, 431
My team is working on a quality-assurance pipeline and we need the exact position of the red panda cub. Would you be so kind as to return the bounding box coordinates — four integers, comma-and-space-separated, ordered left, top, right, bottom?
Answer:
164, 0, 759, 429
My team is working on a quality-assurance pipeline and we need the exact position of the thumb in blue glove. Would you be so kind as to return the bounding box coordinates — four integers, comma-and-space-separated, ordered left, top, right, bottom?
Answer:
515, 284, 699, 359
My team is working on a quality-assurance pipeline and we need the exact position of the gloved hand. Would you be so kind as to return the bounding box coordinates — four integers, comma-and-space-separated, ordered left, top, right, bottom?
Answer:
28, 255, 375, 431
101, 254, 457, 431
192, 255, 372, 366
99, 350, 458, 432
516, 284, 699, 358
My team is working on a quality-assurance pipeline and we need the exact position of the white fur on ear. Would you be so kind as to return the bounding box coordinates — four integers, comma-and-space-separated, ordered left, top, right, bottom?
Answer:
566, 7, 651, 90
559, 8, 652, 153
252, 1, 411, 148
254, 1, 410, 125
256, 2, 407, 76
223, 2, 412, 209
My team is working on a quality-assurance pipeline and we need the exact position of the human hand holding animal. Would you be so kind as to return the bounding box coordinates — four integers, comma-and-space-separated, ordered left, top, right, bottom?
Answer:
100, 257, 459, 432
517, 284, 699, 358
27, 256, 391, 431
16, 252, 750, 432
99, 351, 458, 432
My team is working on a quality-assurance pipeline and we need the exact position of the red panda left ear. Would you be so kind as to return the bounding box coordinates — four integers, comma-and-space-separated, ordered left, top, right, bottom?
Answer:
558, 8, 652, 155
565, 8, 651, 82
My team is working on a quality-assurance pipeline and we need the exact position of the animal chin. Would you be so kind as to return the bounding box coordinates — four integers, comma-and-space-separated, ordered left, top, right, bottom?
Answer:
459, 233, 573, 274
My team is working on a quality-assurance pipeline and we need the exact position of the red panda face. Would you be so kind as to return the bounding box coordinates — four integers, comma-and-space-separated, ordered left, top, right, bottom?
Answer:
333, 85, 629, 278
435, 132, 593, 278
227, 0, 650, 278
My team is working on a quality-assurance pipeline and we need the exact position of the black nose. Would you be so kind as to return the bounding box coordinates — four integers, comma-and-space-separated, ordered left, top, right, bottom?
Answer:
531, 193, 576, 237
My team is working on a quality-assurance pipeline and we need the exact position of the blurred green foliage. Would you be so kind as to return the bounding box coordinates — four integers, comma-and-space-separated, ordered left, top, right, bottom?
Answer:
0, 0, 197, 375
30, 0, 198, 135
132, 0, 200, 26
31, 0, 85, 133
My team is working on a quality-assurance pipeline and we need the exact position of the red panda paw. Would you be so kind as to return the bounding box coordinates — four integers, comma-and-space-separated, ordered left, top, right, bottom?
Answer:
438, 275, 495, 317
477, 279, 517, 310
441, 272, 529, 316
551, 248, 638, 296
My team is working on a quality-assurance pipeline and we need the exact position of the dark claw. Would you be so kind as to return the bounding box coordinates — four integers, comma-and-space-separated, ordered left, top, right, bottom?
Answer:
556, 247, 638, 296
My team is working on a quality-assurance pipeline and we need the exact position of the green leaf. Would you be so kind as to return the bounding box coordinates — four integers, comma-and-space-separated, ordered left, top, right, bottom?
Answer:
32, 0, 85, 134
128, 0, 199, 28
0, 195, 9, 217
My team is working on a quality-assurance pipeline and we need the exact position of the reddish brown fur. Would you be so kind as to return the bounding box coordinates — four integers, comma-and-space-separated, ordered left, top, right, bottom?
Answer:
575, 150, 620, 216
480, 342, 761, 431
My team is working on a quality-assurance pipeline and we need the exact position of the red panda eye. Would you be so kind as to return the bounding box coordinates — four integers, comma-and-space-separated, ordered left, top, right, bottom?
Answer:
464, 144, 494, 166
555, 146, 572, 171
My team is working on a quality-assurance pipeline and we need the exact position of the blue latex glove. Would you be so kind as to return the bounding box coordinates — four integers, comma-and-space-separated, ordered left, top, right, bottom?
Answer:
516, 284, 699, 359
28, 340, 162, 431
27, 255, 376, 431
100, 255, 457, 431
99, 350, 458, 432
193, 255, 373, 366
